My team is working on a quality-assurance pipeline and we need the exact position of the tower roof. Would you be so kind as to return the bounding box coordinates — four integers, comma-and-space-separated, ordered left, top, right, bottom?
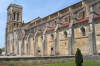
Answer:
7, 4, 22, 10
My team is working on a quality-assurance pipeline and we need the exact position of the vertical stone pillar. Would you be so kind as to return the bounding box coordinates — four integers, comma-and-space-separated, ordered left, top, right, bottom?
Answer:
33, 31, 38, 56
19, 40, 21, 56
15, 12, 17, 21
88, 6, 97, 55
17, 32, 19, 55
53, 24, 59, 55
41, 28, 47, 56
7, 41, 9, 53
5, 28, 7, 53
7, 34, 9, 53
33, 36, 36, 56
21, 36, 24, 55
18, 40, 21, 56
26, 34, 30, 56
12, 32, 14, 53
16, 40, 19, 55
26, 43, 28, 56
68, 14, 74, 55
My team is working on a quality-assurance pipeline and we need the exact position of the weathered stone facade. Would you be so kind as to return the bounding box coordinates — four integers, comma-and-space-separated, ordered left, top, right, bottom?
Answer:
5, 0, 100, 56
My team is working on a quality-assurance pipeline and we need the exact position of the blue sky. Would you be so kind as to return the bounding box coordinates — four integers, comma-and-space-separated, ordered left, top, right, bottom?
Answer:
0, 0, 81, 48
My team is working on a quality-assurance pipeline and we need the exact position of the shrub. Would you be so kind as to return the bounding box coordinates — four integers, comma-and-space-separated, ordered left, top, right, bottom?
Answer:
75, 48, 83, 66
37, 49, 41, 52
9, 63, 14, 66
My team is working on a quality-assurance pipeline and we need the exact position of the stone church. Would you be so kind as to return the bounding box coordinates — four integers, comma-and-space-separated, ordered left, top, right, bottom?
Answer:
5, 0, 100, 56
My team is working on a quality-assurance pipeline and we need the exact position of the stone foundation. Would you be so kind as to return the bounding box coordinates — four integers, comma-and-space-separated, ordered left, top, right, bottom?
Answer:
0, 56, 75, 66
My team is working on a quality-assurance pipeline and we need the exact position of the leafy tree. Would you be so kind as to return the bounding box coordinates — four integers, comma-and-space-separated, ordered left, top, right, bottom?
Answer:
0, 48, 2, 54
75, 48, 83, 66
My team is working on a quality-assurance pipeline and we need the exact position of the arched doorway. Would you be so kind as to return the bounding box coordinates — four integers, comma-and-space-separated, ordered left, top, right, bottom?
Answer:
51, 47, 53, 55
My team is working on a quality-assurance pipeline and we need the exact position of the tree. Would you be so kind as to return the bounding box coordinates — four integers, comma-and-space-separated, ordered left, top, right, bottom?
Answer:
0, 48, 2, 54
75, 48, 83, 66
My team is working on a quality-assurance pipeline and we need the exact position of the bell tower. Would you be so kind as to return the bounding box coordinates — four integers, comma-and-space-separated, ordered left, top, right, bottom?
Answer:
7, 4, 22, 33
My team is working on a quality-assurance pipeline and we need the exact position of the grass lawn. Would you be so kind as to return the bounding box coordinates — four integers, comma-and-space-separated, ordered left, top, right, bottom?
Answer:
28, 61, 100, 66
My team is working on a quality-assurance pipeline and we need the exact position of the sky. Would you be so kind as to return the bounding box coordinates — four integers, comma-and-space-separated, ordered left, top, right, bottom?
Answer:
0, 0, 82, 48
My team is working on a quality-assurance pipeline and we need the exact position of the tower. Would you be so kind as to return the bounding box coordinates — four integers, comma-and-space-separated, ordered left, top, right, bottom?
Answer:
5, 4, 23, 53
7, 4, 22, 33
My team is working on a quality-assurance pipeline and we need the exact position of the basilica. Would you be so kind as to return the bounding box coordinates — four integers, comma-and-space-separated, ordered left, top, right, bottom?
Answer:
5, 0, 100, 56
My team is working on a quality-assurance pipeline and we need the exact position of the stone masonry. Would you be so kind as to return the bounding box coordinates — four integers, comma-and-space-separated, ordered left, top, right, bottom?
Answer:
5, 0, 100, 56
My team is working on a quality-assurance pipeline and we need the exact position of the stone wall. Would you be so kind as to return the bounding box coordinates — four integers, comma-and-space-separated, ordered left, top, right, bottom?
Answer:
95, 18, 100, 53
83, 55, 100, 61
0, 56, 75, 66
73, 22, 89, 55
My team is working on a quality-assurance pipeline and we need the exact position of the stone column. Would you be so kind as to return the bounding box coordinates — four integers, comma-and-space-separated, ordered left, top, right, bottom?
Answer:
19, 40, 22, 56
20, 39, 23, 56
33, 31, 38, 56
26, 43, 28, 56
7, 41, 9, 53
16, 40, 19, 55
21, 36, 24, 55
53, 24, 59, 55
68, 15, 74, 55
26, 34, 30, 55
88, 6, 97, 55
15, 12, 17, 21
41, 28, 47, 56
5, 28, 7, 53
12, 32, 14, 53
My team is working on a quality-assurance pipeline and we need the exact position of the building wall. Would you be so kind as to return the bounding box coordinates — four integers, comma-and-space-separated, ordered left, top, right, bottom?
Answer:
95, 18, 100, 53
5, 0, 100, 56
30, 37, 34, 55
73, 22, 89, 55
37, 35, 42, 56
46, 31, 54, 56
59, 27, 69, 55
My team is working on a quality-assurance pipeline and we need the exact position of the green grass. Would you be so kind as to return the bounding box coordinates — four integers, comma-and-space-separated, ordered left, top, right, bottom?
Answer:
28, 61, 100, 66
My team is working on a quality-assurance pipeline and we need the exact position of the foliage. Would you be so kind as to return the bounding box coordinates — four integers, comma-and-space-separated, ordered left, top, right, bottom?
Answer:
37, 49, 41, 52
0, 48, 2, 54
75, 48, 83, 66
9, 63, 14, 66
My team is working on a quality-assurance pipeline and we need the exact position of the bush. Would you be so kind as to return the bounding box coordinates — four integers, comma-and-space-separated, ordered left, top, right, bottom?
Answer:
9, 63, 14, 66
37, 49, 41, 52
75, 48, 83, 66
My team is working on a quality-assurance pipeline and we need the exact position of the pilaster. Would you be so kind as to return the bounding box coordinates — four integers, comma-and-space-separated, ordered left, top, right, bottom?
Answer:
53, 24, 59, 55
88, 6, 97, 55
21, 36, 24, 55
26, 34, 30, 55
41, 28, 47, 56
33, 30, 38, 56
68, 14, 74, 55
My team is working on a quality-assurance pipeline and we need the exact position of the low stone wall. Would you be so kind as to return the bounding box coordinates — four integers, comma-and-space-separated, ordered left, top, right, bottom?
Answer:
0, 56, 75, 66
83, 55, 100, 61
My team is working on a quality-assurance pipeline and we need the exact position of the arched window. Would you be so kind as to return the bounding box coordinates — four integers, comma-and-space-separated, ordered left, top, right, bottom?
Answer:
51, 47, 53, 51
51, 34, 54, 39
13, 12, 16, 20
78, 11, 85, 19
80, 27, 85, 36
55, 21, 56, 25
54, 21, 56, 26
64, 31, 67, 38
65, 18, 67, 22
17, 12, 19, 21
